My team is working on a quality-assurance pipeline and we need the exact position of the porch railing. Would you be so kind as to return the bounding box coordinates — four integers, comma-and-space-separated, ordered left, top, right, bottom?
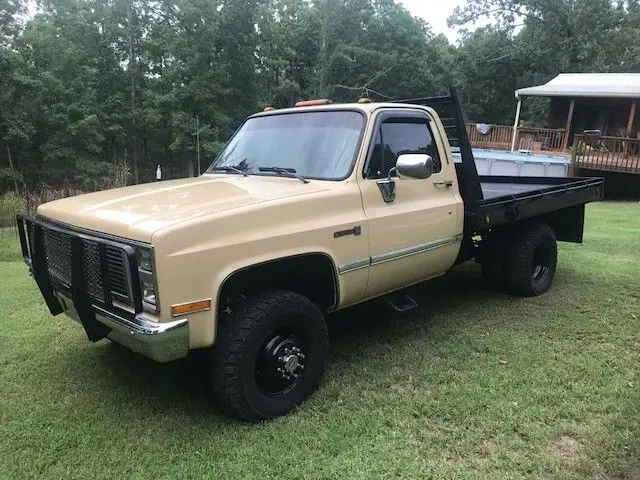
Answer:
466, 124, 512, 150
572, 135, 640, 174
466, 123, 568, 152
516, 127, 566, 152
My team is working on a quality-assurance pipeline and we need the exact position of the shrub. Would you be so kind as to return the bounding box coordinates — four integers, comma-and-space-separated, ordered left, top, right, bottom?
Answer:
0, 193, 25, 229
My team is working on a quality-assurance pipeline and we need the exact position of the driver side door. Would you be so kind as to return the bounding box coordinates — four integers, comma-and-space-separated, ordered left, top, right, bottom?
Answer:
357, 109, 463, 298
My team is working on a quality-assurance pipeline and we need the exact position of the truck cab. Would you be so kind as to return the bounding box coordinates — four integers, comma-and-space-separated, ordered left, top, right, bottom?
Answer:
17, 89, 603, 421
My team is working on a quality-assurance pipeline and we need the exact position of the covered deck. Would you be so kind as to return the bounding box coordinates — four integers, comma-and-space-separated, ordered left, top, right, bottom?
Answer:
466, 74, 640, 175
571, 134, 640, 174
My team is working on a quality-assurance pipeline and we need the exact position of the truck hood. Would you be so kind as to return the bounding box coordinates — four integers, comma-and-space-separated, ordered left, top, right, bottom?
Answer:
37, 175, 330, 242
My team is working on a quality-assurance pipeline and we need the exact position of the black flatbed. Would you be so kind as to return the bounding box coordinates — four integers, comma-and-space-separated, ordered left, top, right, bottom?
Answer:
481, 180, 565, 200
471, 175, 604, 231
395, 88, 604, 238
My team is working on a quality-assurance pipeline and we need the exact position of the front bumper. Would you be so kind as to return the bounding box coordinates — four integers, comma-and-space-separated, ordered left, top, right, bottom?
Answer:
56, 293, 189, 363
16, 214, 189, 363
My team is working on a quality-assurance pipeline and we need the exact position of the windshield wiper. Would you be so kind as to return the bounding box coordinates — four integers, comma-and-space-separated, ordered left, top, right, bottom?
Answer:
258, 167, 309, 184
209, 165, 248, 177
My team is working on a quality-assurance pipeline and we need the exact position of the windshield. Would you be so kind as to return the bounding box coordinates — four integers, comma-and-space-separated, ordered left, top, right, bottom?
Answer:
206, 111, 364, 180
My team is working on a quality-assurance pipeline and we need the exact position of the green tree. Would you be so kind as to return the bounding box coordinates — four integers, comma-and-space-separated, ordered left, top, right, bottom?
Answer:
453, 27, 522, 123
4, 0, 638, 192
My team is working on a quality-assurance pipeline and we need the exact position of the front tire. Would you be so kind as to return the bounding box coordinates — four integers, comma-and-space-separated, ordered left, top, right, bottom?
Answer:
504, 223, 557, 296
211, 290, 328, 421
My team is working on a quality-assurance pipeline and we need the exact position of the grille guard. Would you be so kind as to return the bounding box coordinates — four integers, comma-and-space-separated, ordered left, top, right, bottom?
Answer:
16, 214, 143, 342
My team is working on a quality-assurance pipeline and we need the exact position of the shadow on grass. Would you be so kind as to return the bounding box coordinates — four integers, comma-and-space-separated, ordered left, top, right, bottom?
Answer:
51, 341, 226, 419
48, 262, 504, 420
38, 260, 640, 477
326, 262, 494, 339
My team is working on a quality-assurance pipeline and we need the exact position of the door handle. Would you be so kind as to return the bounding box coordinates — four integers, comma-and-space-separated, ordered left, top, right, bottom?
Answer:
434, 180, 453, 188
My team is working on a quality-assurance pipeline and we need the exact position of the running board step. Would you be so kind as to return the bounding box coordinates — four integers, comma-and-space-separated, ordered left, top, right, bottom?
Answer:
386, 293, 418, 313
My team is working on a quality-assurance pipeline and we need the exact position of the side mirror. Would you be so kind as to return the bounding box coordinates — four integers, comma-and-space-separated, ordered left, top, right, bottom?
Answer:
396, 154, 434, 180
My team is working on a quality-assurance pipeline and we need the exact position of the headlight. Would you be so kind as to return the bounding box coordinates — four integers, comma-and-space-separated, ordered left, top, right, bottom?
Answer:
136, 247, 159, 314
137, 248, 154, 272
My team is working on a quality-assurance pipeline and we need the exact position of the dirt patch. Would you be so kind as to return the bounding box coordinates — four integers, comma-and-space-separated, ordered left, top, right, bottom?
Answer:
552, 435, 581, 465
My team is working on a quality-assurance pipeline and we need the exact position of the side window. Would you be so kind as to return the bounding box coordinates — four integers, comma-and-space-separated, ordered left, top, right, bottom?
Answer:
365, 116, 442, 179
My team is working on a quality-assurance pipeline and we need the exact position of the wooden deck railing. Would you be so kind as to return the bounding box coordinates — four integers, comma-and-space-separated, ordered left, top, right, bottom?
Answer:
516, 127, 566, 152
466, 123, 568, 152
572, 135, 640, 174
466, 124, 513, 150
465, 124, 640, 174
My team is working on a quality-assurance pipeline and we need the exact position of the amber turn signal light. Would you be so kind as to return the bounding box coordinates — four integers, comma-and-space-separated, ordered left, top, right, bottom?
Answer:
171, 299, 211, 317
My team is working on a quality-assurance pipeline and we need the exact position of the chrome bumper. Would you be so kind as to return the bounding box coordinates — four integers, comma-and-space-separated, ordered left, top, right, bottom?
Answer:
16, 213, 189, 363
56, 293, 189, 363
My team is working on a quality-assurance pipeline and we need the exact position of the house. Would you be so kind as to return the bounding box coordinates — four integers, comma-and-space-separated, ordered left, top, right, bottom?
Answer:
465, 73, 640, 177
513, 73, 640, 151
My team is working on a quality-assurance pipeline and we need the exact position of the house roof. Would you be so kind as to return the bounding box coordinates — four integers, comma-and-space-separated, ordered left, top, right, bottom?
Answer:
516, 73, 640, 99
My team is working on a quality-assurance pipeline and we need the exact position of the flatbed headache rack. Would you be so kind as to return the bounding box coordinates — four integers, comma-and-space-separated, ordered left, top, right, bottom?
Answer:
393, 87, 605, 234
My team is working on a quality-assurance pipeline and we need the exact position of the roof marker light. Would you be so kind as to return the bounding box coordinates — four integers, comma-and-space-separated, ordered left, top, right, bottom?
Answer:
294, 99, 332, 107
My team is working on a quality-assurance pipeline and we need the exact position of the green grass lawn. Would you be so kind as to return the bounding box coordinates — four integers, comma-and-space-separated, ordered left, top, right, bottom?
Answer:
1, 202, 639, 479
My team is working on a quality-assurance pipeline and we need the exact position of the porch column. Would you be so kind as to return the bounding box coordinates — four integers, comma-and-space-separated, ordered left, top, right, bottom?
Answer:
627, 100, 637, 133
562, 98, 575, 150
511, 96, 522, 152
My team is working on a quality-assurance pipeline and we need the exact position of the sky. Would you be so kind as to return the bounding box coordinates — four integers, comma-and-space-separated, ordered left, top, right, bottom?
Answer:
398, 0, 466, 42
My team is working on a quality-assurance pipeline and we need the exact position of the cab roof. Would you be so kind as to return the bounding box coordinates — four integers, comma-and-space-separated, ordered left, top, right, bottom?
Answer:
249, 101, 433, 119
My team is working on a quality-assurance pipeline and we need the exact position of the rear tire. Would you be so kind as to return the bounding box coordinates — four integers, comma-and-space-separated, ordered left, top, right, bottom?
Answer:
504, 223, 557, 296
211, 290, 328, 421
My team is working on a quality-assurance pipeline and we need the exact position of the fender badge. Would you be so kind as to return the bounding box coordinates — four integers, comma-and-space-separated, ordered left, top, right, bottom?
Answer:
334, 226, 362, 238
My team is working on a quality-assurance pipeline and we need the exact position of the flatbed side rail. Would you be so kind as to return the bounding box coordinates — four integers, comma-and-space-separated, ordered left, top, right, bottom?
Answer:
476, 176, 604, 207
470, 177, 604, 231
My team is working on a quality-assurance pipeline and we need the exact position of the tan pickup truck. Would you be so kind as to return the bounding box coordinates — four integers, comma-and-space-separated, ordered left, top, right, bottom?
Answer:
17, 88, 603, 421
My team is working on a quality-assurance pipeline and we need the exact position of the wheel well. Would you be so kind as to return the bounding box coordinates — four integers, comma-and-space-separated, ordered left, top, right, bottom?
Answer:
219, 254, 339, 311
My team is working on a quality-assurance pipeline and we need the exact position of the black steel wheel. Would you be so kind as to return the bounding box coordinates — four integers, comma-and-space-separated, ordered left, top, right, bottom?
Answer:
255, 328, 308, 396
211, 290, 328, 421
505, 223, 557, 296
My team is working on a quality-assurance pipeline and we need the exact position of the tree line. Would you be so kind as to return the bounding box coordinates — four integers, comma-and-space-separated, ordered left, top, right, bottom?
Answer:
1, 0, 639, 192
